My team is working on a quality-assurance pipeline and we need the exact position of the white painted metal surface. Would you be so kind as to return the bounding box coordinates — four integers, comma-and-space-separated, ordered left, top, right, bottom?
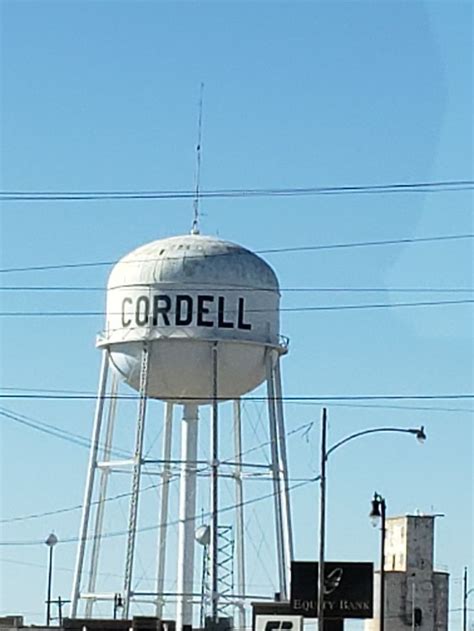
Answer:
99, 234, 281, 401
70, 351, 109, 617
85, 374, 119, 618
265, 351, 287, 598
176, 404, 199, 629
123, 343, 150, 618
155, 402, 174, 619
233, 399, 246, 631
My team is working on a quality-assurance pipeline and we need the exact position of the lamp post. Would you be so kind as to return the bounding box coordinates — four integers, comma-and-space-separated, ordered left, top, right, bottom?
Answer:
317, 409, 426, 631
113, 593, 124, 619
45, 532, 58, 626
369, 493, 387, 631
317, 408, 327, 631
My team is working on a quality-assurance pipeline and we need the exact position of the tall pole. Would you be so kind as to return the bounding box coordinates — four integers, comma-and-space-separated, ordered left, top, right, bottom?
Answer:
155, 402, 174, 619
176, 404, 199, 631
85, 374, 118, 618
123, 342, 149, 618
70, 351, 109, 616
265, 351, 286, 597
233, 399, 246, 631
463, 566, 468, 631
317, 407, 327, 631
380, 499, 386, 631
58, 597, 63, 626
210, 342, 219, 622
200, 541, 209, 628
46, 545, 54, 625
274, 356, 294, 582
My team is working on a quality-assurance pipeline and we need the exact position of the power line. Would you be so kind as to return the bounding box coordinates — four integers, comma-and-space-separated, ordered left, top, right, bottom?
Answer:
1, 386, 472, 413
0, 474, 319, 547
0, 407, 130, 457
0, 393, 472, 401
0, 478, 174, 526
260, 233, 474, 254
0, 408, 96, 450
0, 298, 472, 317
0, 420, 314, 526
0, 179, 472, 201
0, 233, 472, 274
0, 285, 472, 293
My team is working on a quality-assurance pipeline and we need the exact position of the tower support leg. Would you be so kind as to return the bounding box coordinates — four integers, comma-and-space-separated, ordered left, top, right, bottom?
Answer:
70, 350, 109, 617
210, 342, 219, 621
265, 350, 287, 598
155, 402, 174, 619
176, 403, 199, 631
123, 343, 150, 618
233, 399, 246, 631
85, 373, 119, 617
273, 355, 294, 593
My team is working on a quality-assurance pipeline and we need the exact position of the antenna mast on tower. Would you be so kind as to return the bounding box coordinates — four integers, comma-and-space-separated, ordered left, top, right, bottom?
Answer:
191, 83, 204, 235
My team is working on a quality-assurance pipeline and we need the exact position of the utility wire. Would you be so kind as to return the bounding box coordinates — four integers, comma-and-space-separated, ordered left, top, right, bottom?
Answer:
0, 474, 320, 547
0, 285, 472, 293
0, 420, 314, 526
0, 407, 131, 457
0, 179, 472, 201
0, 298, 472, 317
0, 388, 471, 413
0, 233, 472, 274
0, 480, 170, 525
0, 408, 97, 450
0, 393, 471, 401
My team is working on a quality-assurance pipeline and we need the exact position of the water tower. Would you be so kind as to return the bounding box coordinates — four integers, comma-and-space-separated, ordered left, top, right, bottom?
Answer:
70, 233, 293, 628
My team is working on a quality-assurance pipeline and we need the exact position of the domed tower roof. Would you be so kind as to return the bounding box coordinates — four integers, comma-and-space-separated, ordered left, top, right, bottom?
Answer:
108, 234, 279, 292
99, 233, 284, 402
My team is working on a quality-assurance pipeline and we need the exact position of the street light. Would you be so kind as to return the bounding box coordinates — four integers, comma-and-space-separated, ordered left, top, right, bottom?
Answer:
369, 493, 387, 631
45, 532, 58, 626
317, 409, 426, 631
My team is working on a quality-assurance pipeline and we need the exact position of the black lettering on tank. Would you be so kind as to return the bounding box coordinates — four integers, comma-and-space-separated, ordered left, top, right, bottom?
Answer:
237, 297, 252, 330
197, 295, 214, 327
121, 297, 133, 327
152, 294, 171, 326
217, 296, 234, 328
135, 295, 150, 326
175, 294, 193, 326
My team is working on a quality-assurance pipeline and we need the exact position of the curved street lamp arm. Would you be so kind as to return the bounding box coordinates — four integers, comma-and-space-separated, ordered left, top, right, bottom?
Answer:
325, 427, 421, 460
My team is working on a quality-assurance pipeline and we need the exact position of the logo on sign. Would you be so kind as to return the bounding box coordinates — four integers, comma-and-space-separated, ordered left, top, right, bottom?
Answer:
290, 561, 374, 619
264, 622, 294, 631
255, 615, 303, 631
324, 567, 344, 594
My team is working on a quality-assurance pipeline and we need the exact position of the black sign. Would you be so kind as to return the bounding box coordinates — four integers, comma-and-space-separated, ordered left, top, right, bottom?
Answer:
290, 561, 373, 619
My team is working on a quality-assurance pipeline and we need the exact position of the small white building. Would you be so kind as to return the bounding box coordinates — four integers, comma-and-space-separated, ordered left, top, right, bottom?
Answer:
364, 514, 448, 631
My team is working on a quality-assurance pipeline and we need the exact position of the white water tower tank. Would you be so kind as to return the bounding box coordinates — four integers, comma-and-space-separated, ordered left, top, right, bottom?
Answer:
98, 234, 282, 401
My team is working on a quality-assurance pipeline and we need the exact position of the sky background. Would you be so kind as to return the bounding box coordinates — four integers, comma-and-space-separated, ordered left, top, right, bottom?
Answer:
0, 0, 473, 627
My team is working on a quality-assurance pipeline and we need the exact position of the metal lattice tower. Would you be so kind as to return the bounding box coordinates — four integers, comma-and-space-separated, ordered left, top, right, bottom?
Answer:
199, 526, 235, 624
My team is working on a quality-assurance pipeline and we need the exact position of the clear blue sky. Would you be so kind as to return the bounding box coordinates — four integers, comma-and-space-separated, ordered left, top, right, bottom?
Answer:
0, 0, 472, 627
